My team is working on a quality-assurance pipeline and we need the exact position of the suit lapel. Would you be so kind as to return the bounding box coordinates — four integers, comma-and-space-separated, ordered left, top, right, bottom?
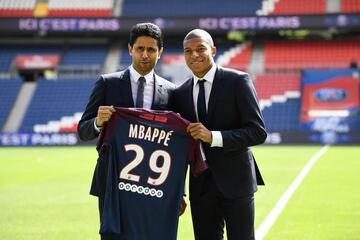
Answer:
152, 74, 162, 109
207, 67, 223, 124
119, 69, 135, 107
187, 77, 197, 122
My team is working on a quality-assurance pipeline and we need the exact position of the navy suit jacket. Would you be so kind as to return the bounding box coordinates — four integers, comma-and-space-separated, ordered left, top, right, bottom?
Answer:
77, 68, 175, 196
173, 66, 267, 201
78, 68, 175, 141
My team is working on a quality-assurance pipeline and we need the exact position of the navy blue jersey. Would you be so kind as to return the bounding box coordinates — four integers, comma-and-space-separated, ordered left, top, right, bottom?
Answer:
96, 107, 207, 240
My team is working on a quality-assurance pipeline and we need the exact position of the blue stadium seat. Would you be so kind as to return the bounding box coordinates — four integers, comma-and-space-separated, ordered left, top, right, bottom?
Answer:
61, 44, 107, 65
20, 77, 97, 132
121, 0, 262, 17
0, 78, 22, 129
262, 99, 301, 132
0, 45, 61, 72
118, 43, 132, 70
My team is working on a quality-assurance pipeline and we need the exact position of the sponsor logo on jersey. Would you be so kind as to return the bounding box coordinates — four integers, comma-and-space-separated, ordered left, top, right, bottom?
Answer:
118, 182, 163, 198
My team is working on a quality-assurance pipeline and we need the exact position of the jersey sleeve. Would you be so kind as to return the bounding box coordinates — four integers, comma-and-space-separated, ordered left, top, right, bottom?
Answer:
189, 139, 208, 177
165, 111, 208, 177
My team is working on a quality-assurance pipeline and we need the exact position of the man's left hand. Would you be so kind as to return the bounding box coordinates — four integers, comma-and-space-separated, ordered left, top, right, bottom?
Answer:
179, 196, 187, 216
187, 122, 212, 143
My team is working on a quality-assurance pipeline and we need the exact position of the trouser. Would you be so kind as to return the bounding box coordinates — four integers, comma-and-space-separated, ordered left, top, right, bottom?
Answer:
190, 173, 255, 240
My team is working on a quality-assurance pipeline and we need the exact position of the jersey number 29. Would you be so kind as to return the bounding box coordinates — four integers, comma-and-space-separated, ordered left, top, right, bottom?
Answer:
120, 144, 171, 186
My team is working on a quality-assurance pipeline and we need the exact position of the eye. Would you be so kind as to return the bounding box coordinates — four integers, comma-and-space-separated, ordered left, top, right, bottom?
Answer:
136, 46, 145, 52
184, 49, 192, 54
147, 48, 157, 53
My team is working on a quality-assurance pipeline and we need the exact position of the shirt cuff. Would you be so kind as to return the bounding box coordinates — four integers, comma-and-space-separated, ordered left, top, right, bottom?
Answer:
210, 131, 223, 147
94, 118, 102, 133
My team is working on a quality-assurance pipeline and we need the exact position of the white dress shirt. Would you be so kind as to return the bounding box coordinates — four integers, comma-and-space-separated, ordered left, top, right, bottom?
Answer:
94, 66, 155, 132
192, 64, 223, 148
129, 65, 154, 109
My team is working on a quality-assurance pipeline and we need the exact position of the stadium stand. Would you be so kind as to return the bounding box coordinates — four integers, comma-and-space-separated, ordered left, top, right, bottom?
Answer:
0, 78, 22, 130
216, 42, 252, 72
0, 0, 36, 17
262, 99, 301, 131
47, 0, 114, 17
341, 0, 360, 13
0, 44, 62, 73
59, 44, 108, 74
118, 43, 132, 70
263, 40, 360, 71
121, 0, 262, 17
253, 73, 302, 131
254, 73, 301, 100
270, 0, 326, 15
19, 77, 97, 133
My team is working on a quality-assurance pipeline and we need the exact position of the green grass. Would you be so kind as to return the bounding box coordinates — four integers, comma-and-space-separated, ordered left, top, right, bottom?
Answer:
0, 147, 99, 240
264, 146, 360, 240
0, 146, 359, 240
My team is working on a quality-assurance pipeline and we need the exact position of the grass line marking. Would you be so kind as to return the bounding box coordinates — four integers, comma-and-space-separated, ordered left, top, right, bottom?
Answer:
255, 145, 329, 240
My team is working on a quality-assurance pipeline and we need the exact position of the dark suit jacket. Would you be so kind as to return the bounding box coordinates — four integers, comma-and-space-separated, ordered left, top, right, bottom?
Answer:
77, 68, 175, 197
173, 66, 267, 201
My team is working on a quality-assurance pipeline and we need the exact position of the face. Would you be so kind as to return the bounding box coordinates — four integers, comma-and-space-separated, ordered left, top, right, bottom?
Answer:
183, 37, 216, 78
129, 36, 163, 76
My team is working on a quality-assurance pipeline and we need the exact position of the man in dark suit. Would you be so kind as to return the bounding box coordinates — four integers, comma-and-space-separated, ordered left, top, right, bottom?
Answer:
173, 29, 267, 240
77, 23, 175, 240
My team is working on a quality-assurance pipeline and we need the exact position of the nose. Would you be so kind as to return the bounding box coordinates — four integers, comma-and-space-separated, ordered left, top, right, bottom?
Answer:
141, 50, 149, 58
191, 50, 200, 58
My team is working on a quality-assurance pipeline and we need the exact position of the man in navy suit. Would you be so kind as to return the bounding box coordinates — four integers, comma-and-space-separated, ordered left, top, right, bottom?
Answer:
173, 29, 267, 240
77, 23, 175, 240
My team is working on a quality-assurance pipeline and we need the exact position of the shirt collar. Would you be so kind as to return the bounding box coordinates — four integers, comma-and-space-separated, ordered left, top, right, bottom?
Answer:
130, 65, 154, 84
193, 64, 217, 86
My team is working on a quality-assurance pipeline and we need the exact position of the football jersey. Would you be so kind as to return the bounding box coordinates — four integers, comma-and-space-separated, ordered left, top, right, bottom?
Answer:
96, 107, 207, 240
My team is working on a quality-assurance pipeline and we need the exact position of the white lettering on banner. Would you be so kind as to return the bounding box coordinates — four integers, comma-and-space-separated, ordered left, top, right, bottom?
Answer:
19, 19, 38, 30
18, 18, 120, 32
118, 182, 163, 198
258, 17, 300, 29
0, 133, 78, 146
199, 16, 300, 30
265, 133, 282, 144
312, 117, 349, 133
0, 134, 30, 145
78, 19, 120, 31
31, 133, 77, 145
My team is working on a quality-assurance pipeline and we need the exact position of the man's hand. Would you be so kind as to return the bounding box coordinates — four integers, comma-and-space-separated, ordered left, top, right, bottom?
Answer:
187, 122, 212, 143
179, 196, 187, 216
96, 106, 115, 127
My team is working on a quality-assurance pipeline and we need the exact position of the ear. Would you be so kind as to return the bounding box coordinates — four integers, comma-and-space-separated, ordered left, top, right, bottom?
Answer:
211, 46, 216, 57
157, 47, 164, 59
128, 43, 132, 56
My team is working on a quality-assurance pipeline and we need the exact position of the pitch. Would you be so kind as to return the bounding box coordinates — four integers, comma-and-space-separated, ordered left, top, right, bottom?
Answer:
0, 146, 359, 240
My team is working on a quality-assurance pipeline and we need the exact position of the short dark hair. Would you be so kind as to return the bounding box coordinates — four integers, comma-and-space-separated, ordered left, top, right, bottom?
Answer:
129, 23, 163, 49
184, 29, 214, 47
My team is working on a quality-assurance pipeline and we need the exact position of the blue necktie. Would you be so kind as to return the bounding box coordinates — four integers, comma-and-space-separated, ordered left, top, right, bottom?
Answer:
136, 77, 145, 108
197, 79, 207, 124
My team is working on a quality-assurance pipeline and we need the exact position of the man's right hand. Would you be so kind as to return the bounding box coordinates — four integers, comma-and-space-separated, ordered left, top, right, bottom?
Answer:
96, 106, 115, 127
